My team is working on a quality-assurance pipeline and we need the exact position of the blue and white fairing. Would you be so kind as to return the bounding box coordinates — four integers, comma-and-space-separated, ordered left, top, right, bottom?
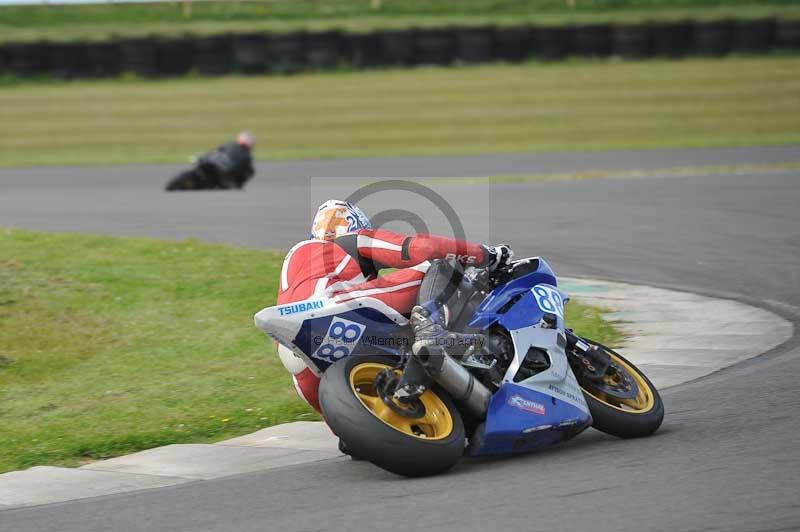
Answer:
466, 258, 593, 456
254, 296, 411, 376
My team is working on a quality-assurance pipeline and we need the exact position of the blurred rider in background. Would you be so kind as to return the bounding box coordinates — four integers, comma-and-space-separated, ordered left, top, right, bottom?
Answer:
165, 131, 256, 191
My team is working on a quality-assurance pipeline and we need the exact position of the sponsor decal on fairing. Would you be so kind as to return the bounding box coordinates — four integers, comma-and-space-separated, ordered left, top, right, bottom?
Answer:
277, 300, 325, 316
508, 394, 546, 415
311, 317, 366, 363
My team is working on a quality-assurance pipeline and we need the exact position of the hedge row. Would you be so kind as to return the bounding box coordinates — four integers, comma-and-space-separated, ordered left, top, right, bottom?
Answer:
2, 19, 799, 79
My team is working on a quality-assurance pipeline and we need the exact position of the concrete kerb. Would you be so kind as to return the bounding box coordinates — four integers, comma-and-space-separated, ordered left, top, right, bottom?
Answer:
0, 277, 792, 510
560, 277, 793, 389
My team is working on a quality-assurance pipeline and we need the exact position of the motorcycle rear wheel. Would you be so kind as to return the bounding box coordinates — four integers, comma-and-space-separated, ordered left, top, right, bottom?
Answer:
319, 354, 465, 477
578, 340, 664, 438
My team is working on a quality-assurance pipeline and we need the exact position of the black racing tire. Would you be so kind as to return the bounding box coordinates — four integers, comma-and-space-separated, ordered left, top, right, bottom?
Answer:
319, 354, 465, 477
578, 340, 664, 439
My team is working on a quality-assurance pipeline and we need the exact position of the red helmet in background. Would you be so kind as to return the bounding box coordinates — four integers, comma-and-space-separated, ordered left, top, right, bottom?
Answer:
236, 131, 255, 149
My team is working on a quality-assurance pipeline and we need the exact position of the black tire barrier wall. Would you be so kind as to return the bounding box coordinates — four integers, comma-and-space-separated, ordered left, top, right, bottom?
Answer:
732, 18, 775, 54
4, 42, 51, 77
157, 37, 195, 77
380, 29, 416, 66
195, 35, 232, 76
456, 26, 495, 64
494, 26, 534, 62
651, 21, 694, 57
86, 41, 124, 77
694, 20, 733, 56
415, 28, 456, 66
612, 24, 651, 59
50, 42, 91, 79
535, 26, 570, 60
571, 24, 612, 58
347, 32, 383, 69
267, 32, 306, 74
232, 33, 268, 74
776, 19, 800, 49
121, 38, 159, 78
306, 31, 342, 71
1, 18, 798, 80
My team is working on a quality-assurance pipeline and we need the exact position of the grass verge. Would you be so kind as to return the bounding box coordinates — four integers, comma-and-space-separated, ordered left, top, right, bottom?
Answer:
0, 228, 621, 473
1, 56, 799, 167
1, 1, 799, 42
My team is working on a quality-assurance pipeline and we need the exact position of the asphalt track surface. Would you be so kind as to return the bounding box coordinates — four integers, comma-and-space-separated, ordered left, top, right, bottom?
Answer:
1, 146, 800, 532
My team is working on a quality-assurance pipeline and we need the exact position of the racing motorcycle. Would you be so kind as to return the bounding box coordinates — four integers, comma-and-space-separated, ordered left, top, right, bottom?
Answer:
255, 257, 663, 477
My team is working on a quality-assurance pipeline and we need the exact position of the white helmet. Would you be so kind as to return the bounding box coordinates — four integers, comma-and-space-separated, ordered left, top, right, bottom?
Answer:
310, 200, 371, 241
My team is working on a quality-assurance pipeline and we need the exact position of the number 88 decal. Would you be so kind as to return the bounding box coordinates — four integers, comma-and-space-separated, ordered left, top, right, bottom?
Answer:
532, 285, 564, 318
313, 317, 366, 363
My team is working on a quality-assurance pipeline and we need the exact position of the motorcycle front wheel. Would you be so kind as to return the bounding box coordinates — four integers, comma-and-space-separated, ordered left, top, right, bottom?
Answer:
577, 340, 664, 438
165, 169, 201, 191
319, 354, 465, 477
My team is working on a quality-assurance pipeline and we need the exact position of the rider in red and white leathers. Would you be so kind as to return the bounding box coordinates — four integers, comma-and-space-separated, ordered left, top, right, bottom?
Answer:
277, 200, 511, 413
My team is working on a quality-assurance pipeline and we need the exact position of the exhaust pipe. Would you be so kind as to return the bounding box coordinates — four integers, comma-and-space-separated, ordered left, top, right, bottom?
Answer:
417, 346, 492, 419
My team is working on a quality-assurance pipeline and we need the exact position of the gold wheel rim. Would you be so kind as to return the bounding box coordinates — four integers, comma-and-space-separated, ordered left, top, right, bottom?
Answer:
349, 362, 454, 441
582, 350, 656, 414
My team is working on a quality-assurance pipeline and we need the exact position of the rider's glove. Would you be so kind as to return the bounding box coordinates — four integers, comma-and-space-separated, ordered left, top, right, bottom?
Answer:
481, 244, 514, 271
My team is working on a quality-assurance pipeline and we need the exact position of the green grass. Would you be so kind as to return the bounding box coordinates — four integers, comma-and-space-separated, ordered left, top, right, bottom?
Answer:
1, 0, 799, 42
0, 228, 311, 473
0, 227, 621, 473
564, 298, 623, 348
1, 56, 799, 167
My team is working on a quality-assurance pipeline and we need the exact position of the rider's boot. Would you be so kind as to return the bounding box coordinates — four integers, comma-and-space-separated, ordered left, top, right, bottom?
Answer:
411, 300, 446, 338
410, 301, 483, 358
